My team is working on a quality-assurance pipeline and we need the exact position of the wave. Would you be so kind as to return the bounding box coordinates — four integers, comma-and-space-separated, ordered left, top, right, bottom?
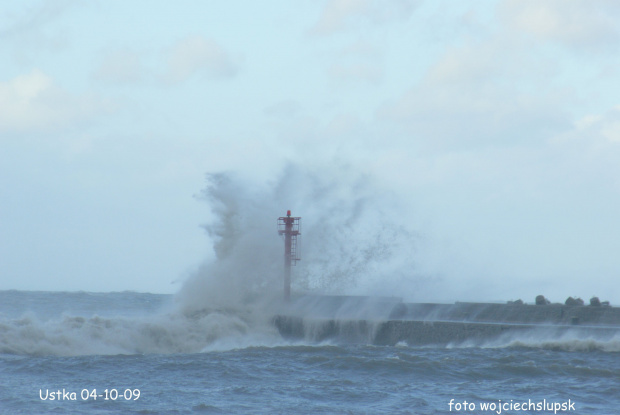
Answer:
0, 308, 282, 357
454, 328, 620, 353
5, 308, 620, 356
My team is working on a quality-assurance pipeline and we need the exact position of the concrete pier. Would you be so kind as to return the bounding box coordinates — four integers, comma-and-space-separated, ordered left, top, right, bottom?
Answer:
272, 296, 620, 346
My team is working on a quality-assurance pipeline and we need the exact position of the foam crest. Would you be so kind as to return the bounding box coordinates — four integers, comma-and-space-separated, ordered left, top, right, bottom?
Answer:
470, 329, 620, 352
0, 309, 280, 356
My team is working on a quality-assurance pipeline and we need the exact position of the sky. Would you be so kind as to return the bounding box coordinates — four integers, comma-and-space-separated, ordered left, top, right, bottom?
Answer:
1, 0, 619, 303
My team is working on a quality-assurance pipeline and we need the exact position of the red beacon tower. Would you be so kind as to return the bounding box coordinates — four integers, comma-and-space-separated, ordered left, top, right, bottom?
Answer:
277, 210, 301, 301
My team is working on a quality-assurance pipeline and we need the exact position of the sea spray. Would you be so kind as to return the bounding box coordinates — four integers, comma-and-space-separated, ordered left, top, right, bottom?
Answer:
0, 308, 273, 356
3, 291, 620, 356
1, 165, 424, 357
175, 164, 419, 316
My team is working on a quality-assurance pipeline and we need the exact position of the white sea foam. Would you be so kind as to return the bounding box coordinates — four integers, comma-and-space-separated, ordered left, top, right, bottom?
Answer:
0, 307, 284, 356
454, 328, 620, 352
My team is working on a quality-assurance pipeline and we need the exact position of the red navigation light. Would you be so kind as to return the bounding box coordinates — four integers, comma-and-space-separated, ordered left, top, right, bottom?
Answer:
287, 210, 291, 216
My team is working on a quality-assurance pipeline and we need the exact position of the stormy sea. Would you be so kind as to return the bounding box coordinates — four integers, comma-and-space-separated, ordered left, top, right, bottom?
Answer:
3, 170, 619, 414
1, 290, 619, 415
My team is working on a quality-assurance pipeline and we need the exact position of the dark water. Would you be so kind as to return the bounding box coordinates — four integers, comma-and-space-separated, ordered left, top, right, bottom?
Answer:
1, 291, 619, 414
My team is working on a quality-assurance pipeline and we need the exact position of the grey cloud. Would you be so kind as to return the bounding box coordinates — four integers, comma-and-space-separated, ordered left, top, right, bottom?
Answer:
328, 62, 383, 84
0, 0, 75, 39
163, 35, 239, 83
499, 0, 620, 52
376, 29, 571, 152
310, 0, 418, 36
567, 106, 620, 144
0, 69, 113, 133
378, 83, 570, 152
264, 100, 303, 119
93, 49, 145, 84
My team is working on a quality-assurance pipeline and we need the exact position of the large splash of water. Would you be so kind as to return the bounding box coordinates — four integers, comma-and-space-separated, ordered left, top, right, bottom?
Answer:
7, 164, 616, 356
174, 163, 417, 314
1, 164, 418, 356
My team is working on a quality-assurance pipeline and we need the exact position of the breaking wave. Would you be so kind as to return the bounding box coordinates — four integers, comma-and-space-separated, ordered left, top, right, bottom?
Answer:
455, 328, 620, 353
4, 165, 618, 357
3, 302, 620, 356
0, 165, 416, 357
0, 308, 283, 356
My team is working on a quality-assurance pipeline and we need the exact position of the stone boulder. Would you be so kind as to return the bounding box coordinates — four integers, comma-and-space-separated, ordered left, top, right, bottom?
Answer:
565, 297, 584, 306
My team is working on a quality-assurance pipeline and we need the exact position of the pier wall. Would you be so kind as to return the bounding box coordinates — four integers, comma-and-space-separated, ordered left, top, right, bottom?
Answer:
272, 315, 620, 346
273, 296, 620, 346
390, 302, 620, 326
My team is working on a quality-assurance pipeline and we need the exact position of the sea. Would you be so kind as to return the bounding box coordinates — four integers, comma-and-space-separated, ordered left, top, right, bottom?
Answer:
1, 290, 619, 414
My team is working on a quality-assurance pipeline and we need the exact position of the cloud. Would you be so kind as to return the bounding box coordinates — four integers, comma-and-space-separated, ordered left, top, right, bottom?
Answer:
93, 49, 145, 84
0, 69, 112, 133
500, 0, 620, 51
326, 40, 385, 84
329, 62, 383, 84
263, 99, 302, 119
163, 35, 238, 83
374, 1, 620, 153
378, 56, 569, 152
310, 0, 417, 35
340, 40, 382, 59
311, 0, 369, 35
94, 38, 238, 85
0, 0, 75, 61
376, 11, 574, 152
568, 106, 620, 144
0, 0, 74, 39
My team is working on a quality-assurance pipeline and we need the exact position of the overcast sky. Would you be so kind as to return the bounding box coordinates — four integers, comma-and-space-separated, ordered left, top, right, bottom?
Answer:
1, 1, 619, 303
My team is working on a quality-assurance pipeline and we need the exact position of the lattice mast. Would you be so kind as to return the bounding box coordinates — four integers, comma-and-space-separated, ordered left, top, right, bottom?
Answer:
277, 210, 301, 301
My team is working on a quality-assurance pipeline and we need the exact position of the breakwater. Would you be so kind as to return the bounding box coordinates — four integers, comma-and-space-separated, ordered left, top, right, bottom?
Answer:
272, 296, 620, 346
